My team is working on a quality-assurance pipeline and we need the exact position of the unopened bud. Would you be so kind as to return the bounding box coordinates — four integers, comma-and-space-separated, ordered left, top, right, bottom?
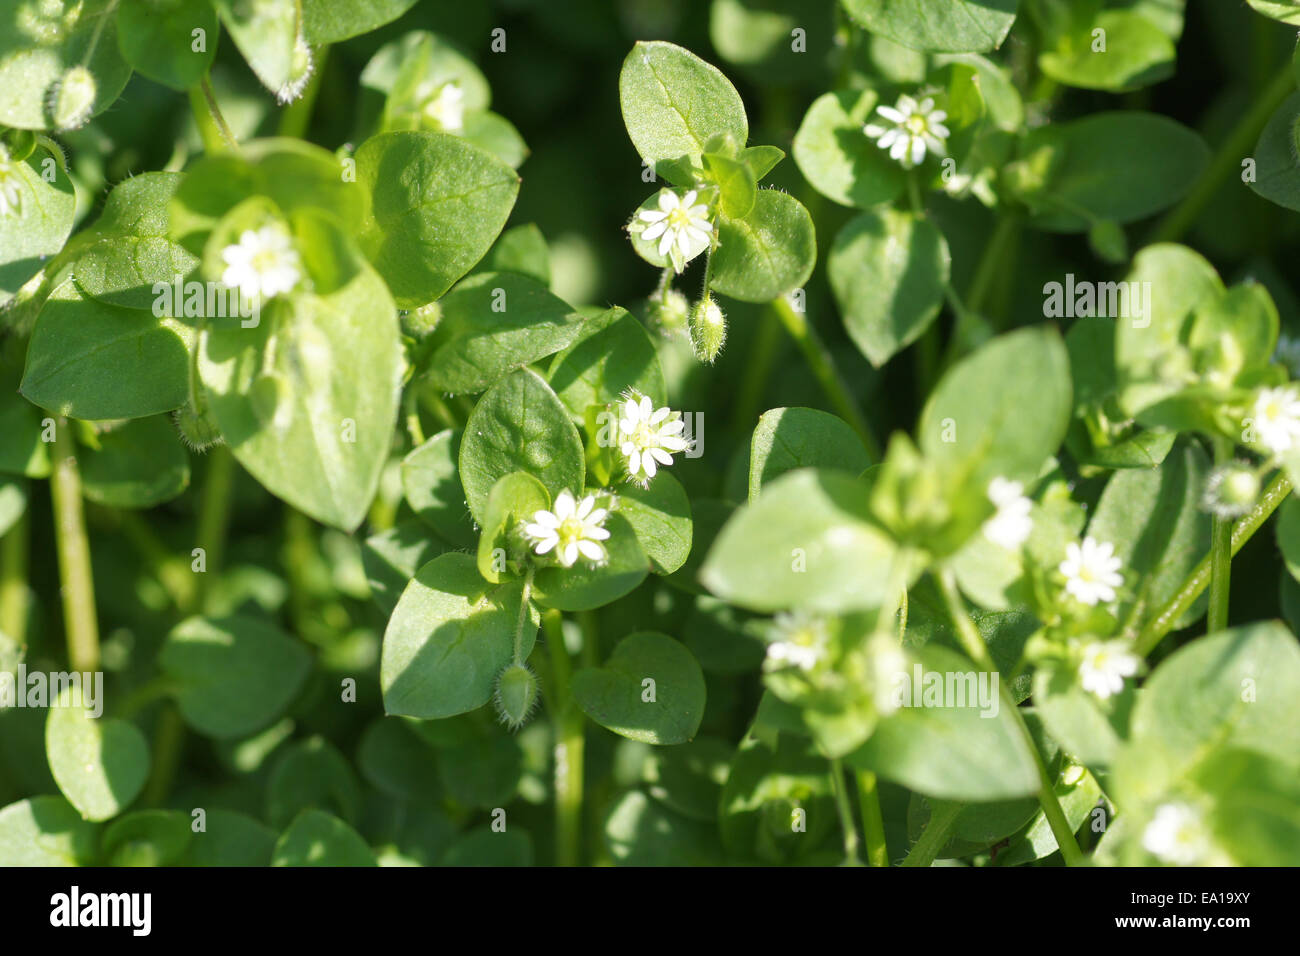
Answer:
651, 288, 689, 335
494, 662, 539, 730
1201, 461, 1259, 519
50, 66, 96, 131
401, 301, 442, 342
689, 294, 726, 363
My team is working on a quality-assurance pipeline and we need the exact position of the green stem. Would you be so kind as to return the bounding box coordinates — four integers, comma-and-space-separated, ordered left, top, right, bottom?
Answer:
0, 511, 29, 644
141, 706, 185, 807
193, 446, 235, 614
936, 569, 1084, 866
51, 421, 99, 673
513, 570, 534, 665
829, 758, 864, 865
1206, 438, 1235, 634
1137, 470, 1292, 657
730, 309, 782, 436
856, 770, 890, 866
771, 296, 880, 459
404, 389, 427, 448
543, 608, 583, 866
1150, 64, 1294, 245
966, 215, 1020, 318
900, 799, 962, 867
277, 45, 329, 139
194, 75, 239, 153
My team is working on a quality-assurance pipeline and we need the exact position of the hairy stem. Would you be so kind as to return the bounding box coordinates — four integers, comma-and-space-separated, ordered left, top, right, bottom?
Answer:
1150, 64, 1294, 245
856, 769, 890, 867
1206, 438, 1235, 634
900, 799, 962, 867
1137, 470, 1292, 657
193, 75, 240, 153
543, 608, 584, 866
771, 296, 880, 459
51, 421, 99, 673
937, 569, 1084, 866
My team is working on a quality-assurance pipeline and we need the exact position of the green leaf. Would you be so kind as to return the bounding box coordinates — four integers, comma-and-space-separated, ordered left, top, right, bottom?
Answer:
181, 809, 276, 866
73, 172, 199, 310
616, 474, 692, 575
355, 130, 519, 308
703, 152, 757, 219
572, 632, 706, 744
1014, 112, 1208, 231
362, 520, 446, 614
0, 796, 99, 866
1115, 622, 1300, 803
380, 553, 537, 719
0, 139, 74, 306
748, 407, 872, 502
828, 209, 951, 367
1247, 0, 1300, 24
619, 41, 748, 169
458, 368, 585, 527
46, 685, 150, 822
0, 339, 51, 477
161, 614, 312, 739
741, 145, 785, 182
847, 644, 1040, 801
709, 189, 816, 303
1250, 92, 1300, 213
604, 789, 725, 865
1086, 440, 1210, 625
116, 0, 218, 91
533, 513, 650, 611
1278, 497, 1300, 583
199, 209, 402, 532
792, 89, 905, 208
21, 280, 192, 421
356, 719, 442, 800
170, 139, 361, 252
477, 471, 550, 583
0, 478, 26, 538
841, 0, 1020, 54
1039, 10, 1175, 91
79, 417, 190, 509
477, 224, 551, 286
918, 326, 1072, 490
547, 307, 667, 420
272, 809, 376, 866
701, 468, 899, 613
266, 737, 361, 829
101, 810, 192, 866
440, 825, 533, 866
302, 0, 420, 43
0, 0, 133, 130
401, 429, 478, 550
212, 0, 306, 101
423, 272, 585, 393
438, 733, 523, 807
709, 0, 838, 86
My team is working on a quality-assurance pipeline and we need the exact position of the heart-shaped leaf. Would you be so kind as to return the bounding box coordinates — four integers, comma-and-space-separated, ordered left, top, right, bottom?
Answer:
572, 631, 706, 744
46, 686, 150, 822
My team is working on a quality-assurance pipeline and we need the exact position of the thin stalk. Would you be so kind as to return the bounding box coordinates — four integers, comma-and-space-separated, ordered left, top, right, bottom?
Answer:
856, 770, 890, 867
1137, 471, 1292, 657
1206, 438, 1235, 634
197, 75, 240, 153
193, 446, 235, 613
937, 569, 1084, 866
403, 389, 427, 448
900, 799, 962, 867
51, 421, 99, 673
1150, 64, 1294, 245
966, 215, 1020, 318
829, 758, 864, 865
543, 608, 583, 866
512, 570, 534, 665
0, 512, 29, 644
771, 296, 880, 459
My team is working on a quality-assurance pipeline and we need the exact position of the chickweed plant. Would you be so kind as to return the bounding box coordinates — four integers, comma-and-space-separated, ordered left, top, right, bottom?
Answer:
0, 0, 1298, 871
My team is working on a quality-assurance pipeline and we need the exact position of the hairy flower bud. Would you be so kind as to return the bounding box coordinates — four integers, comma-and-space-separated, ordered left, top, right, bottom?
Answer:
1201, 461, 1260, 519
50, 66, 96, 131
494, 662, 539, 729
690, 294, 726, 363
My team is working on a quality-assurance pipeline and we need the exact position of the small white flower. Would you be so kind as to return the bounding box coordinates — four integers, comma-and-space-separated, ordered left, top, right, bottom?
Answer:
982, 476, 1033, 550
765, 613, 830, 673
423, 82, 465, 132
523, 490, 611, 568
220, 225, 302, 301
1142, 802, 1209, 865
1059, 536, 1124, 606
636, 189, 714, 273
864, 94, 950, 169
1251, 386, 1300, 455
617, 393, 689, 485
1078, 640, 1140, 699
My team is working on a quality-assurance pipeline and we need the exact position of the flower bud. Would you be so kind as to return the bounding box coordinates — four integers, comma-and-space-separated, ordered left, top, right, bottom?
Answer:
173, 398, 224, 452
401, 301, 442, 342
650, 288, 689, 335
1201, 461, 1260, 519
689, 294, 726, 363
50, 66, 96, 131
494, 662, 539, 729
